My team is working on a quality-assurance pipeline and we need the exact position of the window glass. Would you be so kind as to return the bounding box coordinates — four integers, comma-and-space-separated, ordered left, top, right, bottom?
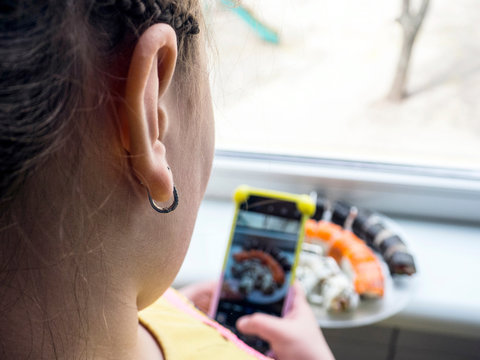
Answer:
205, 0, 480, 170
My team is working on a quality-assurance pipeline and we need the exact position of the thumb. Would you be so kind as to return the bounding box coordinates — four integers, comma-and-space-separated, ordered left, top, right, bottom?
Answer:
236, 313, 287, 343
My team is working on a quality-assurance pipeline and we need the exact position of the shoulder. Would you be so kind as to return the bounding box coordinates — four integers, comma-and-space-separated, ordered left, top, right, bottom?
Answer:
139, 288, 273, 360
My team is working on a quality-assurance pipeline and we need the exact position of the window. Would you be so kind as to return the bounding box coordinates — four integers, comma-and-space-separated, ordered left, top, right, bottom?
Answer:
203, 0, 480, 223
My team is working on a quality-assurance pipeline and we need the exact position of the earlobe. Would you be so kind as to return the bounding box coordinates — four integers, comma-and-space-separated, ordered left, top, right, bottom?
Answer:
118, 23, 178, 203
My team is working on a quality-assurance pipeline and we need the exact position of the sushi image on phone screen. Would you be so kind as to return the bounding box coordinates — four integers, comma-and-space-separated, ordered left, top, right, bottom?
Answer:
209, 187, 314, 354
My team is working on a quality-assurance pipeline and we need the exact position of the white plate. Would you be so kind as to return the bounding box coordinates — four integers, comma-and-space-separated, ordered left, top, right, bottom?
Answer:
312, 261, 418, 328
309, 215, 418, 328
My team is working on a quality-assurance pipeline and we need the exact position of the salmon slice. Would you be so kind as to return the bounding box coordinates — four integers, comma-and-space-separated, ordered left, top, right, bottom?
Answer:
308, 220, 384, 298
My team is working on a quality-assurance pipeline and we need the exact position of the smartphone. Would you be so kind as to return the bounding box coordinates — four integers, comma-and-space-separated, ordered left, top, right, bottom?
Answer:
209, 185, 315, 354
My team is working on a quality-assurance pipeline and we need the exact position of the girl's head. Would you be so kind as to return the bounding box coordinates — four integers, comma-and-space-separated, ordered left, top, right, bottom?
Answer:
1, 0, 214, 310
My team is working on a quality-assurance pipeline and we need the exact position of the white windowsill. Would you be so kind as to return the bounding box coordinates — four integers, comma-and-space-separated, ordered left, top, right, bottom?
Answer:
207, 151, 480, 223
174, 197, 480, 339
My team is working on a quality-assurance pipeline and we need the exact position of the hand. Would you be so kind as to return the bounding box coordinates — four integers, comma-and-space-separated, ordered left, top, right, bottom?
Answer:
178, 280, 217, 314
236, 282, 335, 360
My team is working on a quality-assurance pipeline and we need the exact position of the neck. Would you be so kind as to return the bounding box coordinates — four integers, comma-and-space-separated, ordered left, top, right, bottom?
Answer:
0, 150, 167, 359
0, 249, 143, 360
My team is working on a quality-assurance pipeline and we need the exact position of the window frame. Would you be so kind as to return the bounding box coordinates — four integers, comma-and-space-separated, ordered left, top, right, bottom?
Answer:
205, 150, 480, 224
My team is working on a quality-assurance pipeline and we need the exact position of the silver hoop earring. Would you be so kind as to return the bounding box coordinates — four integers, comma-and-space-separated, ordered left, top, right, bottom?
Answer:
147, 186, 179, 213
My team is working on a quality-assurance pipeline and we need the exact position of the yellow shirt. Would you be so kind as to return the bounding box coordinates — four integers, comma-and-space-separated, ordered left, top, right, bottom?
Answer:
139, 288, 273, 360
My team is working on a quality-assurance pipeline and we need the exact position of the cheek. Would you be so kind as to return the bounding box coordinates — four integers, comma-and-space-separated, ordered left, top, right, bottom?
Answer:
200, 83, 216, 183
202, 105, 215, 189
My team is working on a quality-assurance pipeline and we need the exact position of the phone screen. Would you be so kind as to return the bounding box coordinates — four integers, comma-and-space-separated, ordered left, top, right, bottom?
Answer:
214, 195, 303, 353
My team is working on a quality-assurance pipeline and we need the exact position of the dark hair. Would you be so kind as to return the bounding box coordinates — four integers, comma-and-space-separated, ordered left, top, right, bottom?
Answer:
0, 0, 200, 203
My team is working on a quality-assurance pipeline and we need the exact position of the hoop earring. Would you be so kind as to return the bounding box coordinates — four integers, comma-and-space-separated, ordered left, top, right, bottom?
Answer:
147, 186, 179, 213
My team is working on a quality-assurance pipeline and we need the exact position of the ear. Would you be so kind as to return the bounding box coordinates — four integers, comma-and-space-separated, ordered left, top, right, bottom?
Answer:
119, 23, 177, 202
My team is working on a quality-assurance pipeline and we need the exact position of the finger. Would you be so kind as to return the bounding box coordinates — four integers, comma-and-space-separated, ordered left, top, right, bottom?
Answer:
282, 283, 302, 314
179, 280, 217, 299
283, 282, 316, 322
179, 280, 218, 311
190, 280, 218, 293
291, 281, 310, 308
293, 281, 306, 298
236, 313, 287, 343
192, 293, 212, 313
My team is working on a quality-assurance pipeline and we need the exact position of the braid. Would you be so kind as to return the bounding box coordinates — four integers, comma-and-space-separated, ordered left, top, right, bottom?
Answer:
93, 0, 199, 43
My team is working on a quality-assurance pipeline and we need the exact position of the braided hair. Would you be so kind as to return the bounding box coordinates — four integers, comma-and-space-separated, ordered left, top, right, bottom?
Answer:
0, 0, 200, 203
92, 0, 199, 50
112, 0, 199, 35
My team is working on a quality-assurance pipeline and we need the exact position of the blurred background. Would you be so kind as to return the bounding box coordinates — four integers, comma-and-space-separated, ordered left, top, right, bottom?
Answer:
204, 0, 480, 169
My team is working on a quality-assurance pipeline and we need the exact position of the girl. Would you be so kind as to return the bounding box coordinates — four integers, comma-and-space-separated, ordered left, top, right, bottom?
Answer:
0, 1, 334, 359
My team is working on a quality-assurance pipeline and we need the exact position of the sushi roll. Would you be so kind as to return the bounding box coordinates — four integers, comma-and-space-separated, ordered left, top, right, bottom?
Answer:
346, 206, 417, 276
373, 230, 417, 275
308, 221, 385, 298
297, 251, 359, 312
331, 201, 352, 228
312, 197, 328, 221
